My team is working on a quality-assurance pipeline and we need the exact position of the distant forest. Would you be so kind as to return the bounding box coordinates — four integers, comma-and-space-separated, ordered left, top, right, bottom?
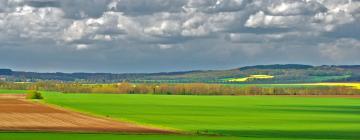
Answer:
0, 81, 358, 95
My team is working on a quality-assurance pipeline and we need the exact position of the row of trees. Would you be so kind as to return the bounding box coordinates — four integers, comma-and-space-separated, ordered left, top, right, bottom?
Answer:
0, 81, 359, 95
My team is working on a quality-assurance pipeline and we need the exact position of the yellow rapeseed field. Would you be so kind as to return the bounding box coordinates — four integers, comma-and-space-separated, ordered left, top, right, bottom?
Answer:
228, 75, 274, 82
299, 83, 360, 89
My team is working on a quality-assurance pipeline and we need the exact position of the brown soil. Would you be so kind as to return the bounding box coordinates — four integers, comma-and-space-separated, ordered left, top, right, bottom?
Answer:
0, 94, 173, 133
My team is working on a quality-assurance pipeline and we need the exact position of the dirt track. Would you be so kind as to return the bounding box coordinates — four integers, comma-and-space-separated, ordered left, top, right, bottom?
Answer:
0, 94, 172, 133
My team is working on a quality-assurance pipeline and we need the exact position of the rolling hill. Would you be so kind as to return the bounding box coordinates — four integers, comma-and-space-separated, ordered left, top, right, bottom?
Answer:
1, 64, 359, 83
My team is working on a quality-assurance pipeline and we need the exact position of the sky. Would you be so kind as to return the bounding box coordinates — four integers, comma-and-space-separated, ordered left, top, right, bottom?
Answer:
0, 0, 359, 73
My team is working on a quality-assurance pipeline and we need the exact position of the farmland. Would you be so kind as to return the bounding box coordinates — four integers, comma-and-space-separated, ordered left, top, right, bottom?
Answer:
34, 92, 360, 139
298, 83, 360, 89
0, 89, 28, 94
228, 82, 360, 89
0, 82, 360, 139
0, 94, 169, 133
226, 75, 274, 82
0, 0, 359, 139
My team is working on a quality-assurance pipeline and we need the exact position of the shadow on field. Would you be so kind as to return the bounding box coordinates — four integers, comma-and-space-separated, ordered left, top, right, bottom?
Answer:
205, 130, 360, 139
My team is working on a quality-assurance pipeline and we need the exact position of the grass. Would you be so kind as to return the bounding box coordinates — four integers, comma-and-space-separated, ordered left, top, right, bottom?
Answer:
0, 89, 27, 94
39, 92, 360, 139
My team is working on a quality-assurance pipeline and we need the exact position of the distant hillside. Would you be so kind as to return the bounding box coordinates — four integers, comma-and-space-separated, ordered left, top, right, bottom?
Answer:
238, 64, 313, 70
1, 64, 359, 83
0, 69, 12, 75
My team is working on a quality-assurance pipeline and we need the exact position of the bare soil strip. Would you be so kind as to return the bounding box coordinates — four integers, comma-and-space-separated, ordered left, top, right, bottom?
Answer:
0, 94, 172, 133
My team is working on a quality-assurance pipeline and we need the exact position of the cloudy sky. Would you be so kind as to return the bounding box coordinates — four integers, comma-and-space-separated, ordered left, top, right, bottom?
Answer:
0, 0, 359, 73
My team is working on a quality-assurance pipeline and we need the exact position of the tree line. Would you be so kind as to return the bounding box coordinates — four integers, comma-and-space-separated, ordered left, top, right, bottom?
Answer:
0, 81, 359, 95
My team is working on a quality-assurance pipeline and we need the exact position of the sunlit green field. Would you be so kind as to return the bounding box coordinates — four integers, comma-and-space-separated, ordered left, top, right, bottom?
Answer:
0, 89, 27, 94
38, 92, 360, 139
1, 89, 360, 139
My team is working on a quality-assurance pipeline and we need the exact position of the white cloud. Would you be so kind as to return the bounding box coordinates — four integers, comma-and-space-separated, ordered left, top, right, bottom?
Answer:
0, 5, 67, 41
312, 8, 355, 32
266, 1, 326, 16
144, 20, 181, 37
0, 0, 358, 48
75, 44, 89, 50
158, 44, 174, 49
245, 11, 305, 28
62, 11, 133, 45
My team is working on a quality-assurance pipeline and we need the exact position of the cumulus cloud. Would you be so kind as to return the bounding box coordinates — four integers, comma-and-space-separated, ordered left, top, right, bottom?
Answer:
245, 11, 306, 28
265, 0, 326, 16
0, 0, 359, 72
0, 4, 68, 44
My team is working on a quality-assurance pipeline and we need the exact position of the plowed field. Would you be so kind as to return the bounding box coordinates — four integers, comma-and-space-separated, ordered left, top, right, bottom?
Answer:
0, 94, 171, 133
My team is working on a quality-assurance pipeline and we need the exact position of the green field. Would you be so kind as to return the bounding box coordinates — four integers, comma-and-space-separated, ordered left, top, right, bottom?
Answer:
37, 92, 360, 139
1, 90, 360, 139
0, 89, 27, 94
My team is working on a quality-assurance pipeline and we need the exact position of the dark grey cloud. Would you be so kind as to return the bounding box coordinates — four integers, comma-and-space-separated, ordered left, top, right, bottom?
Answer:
110, 0, 186, 16
0, 0, 359, 73
60, 0, 111, 19
25, 0, 61, 8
